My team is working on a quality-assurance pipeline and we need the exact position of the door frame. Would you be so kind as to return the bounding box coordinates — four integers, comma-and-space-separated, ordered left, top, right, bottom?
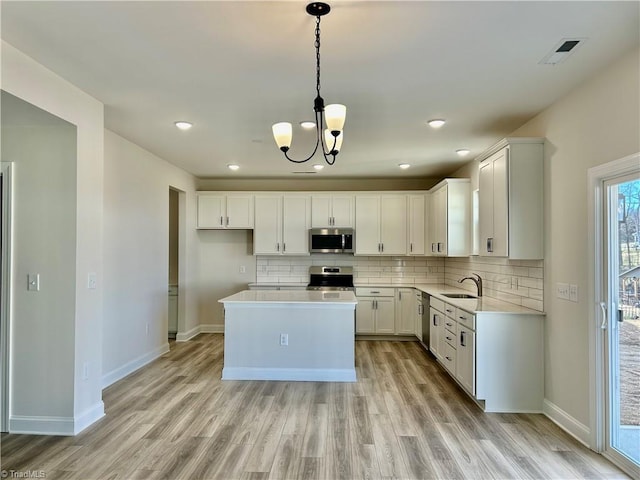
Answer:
0, 162, 14, 432
587, 152, 640, 477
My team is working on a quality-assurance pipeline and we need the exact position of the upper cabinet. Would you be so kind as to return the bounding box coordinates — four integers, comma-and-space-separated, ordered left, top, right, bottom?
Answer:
197, 193, 254, 229
311, 194, 354, 228
254, 194, 311, 255
355, 194, 407, 255
477, 138, 544, 259
428, 179, 470, 256
408, 194, 426, 255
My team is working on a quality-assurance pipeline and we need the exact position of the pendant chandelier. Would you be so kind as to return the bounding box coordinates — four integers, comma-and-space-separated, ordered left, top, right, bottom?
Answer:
272, 2, 346, 166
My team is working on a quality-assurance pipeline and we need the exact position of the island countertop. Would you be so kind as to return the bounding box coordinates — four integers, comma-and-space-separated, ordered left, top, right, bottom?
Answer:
219, 289, 357, 305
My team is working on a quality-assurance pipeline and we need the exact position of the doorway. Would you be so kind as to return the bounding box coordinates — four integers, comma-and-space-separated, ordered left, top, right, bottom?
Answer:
168, 188, 179, 340
590, 153, 640, 478
0, 163, 12, 432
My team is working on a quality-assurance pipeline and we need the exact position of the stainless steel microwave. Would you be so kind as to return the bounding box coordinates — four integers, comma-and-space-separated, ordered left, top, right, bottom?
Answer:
309, 228, 355, 254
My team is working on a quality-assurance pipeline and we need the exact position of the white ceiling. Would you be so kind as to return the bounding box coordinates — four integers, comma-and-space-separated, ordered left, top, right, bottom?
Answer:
2, 1, 638, 179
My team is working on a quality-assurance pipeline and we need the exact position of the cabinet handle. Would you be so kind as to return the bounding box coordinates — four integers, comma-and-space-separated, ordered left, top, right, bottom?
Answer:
226, 216, 229, 226
460, 331, 466, 347
433, 314, 438, 326
446, 335, 453, 341
410, 243, 413, 253
399, 291, 402, 301
276, 243, 280, 252
445, 322, 453, 327
283, 243, 286, 253
220, 216, 224, 226
332, 216, 335, 225
381, 243, 384, 253
431, 243, 436, 253
371, 291, 380, 294
487, 237, 493, 253
446, 309, 453, 314
459, 316, 466, 320
437, 242, 443, 253
446, 356, 453, 361
374, 299, 378, 309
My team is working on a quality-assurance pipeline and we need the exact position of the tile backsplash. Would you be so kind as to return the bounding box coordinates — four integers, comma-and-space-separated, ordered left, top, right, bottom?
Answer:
256, 255, 445, 285
256, 255, 544, 312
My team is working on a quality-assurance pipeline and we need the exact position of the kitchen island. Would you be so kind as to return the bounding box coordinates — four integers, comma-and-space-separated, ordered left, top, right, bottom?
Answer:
218, 290, 358, 382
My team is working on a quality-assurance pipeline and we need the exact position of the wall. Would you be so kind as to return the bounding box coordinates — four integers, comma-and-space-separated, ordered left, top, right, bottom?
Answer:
169, 189, 179, 286
102, 130, 200, 386
510, 47, 640, 438
1, 41, 104, 434
198, 177, 438, 191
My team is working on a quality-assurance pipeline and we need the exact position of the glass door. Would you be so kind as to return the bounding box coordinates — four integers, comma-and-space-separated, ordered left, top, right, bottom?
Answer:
604, 173, 640, 471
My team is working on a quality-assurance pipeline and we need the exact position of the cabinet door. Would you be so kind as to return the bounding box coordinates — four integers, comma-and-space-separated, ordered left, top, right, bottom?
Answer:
479, 148, 508, 257
408, 195, 425, 255
331, 195, 354, 228
436, 186, 448, 255
355, 195, 381, 255
356, 299, 375, 334
254, 196, 281, 254
380, 195, 407, 255
491, 149, 509, 257
375, 297, 396, 334
282, 195, 310, 255
311, 195, 332, 228
197, 194, 225, 229
226, 195, 254, 229
396, 288, 415, 334
429, 308, 442, 360
456, 326, 476, 395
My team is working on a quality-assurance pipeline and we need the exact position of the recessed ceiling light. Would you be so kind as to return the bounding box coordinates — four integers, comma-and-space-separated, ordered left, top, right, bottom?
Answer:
227, 164, 240, 171
427, 119, 446, 129
398, 163, 411, 169
313, 164, 324, 170
300, 121, 316, 129
456, 149, 471, 157
174, 121, 193, 130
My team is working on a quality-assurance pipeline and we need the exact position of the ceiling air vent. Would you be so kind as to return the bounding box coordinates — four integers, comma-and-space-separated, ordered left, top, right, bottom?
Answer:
540, 38, 586, 65
292, 171, 317, 174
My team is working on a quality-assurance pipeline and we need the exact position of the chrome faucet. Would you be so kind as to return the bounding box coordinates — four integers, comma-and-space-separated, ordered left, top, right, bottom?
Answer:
458, 273, 483, 297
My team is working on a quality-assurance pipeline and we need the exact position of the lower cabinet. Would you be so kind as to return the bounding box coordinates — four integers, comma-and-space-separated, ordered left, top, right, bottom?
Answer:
428, 294, 544, 412
355, 287, 395, 334
395, 288, 416, 335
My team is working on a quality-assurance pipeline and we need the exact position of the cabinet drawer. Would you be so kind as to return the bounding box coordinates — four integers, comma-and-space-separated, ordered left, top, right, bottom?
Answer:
442, 343, 457, 373
443, 328, 457, 348
430, 296, 445, 313
356, 287, 394, 297
443, 303, 456, 318
456, 308, 475, 330
443, 317, 457, 336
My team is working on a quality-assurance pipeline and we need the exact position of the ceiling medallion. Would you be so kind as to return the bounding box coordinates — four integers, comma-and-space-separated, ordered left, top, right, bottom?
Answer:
272, 2, 346, 166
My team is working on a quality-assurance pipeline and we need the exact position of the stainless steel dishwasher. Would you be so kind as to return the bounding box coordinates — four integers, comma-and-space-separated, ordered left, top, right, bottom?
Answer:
421, 291, 430, 351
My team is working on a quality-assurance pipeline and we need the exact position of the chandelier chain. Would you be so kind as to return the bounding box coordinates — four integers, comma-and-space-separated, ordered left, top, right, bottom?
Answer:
315, 15, 321, 98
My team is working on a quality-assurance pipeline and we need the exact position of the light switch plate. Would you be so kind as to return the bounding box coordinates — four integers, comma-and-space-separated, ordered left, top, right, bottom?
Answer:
88, 273, 97, 290
556, 282, 570, 300
28, 273, 40, 291
569, 284, 578, 302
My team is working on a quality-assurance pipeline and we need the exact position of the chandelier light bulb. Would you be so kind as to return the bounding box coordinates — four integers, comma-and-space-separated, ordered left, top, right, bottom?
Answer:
272, 122, 293, 151
324, 104, 346, 132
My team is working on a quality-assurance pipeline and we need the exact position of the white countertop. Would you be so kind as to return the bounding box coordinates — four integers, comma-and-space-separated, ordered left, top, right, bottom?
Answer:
219, 289, 357, 305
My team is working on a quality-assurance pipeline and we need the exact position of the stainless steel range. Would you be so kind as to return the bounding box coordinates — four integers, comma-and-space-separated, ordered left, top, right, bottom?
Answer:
306, 266, 354, 291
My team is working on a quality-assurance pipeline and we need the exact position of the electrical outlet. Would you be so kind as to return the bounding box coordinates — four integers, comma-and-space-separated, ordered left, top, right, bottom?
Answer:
28, 273, 40, 291
280, 333, 288, 346
239, 265, 246, 274
556, 282, 570, 300
569, 284, 578, 303
88, 272, 97, 290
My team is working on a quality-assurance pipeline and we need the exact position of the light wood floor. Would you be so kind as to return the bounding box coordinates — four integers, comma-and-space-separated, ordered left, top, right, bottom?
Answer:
1, 334, 629, 479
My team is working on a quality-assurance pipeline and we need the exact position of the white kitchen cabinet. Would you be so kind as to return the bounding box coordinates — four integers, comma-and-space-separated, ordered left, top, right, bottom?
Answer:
408, 194, 426, 255
456, 324, 476, 395
428, 179, 470, 256
395, 288, 416, 335
355, 287, 395, 334
253, 194, 310, 255
197, 193, 254, 229
477, 138, 544, 259
355, 194, 407, 255
429, 303, 444, 361
415, 290, 423, 341
311, 194, 354, 228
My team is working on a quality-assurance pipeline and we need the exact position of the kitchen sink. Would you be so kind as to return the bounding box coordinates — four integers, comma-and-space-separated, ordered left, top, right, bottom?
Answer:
441, 293, 477, 299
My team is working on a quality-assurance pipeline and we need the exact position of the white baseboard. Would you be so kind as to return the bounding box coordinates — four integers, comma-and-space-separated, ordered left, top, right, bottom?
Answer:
73, 401, 105, 434
101, 343, 170, 389
543, 398, 591, 447
9, 400, 105, 435
176, 324, 224, 342
222, 367, 356, 382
